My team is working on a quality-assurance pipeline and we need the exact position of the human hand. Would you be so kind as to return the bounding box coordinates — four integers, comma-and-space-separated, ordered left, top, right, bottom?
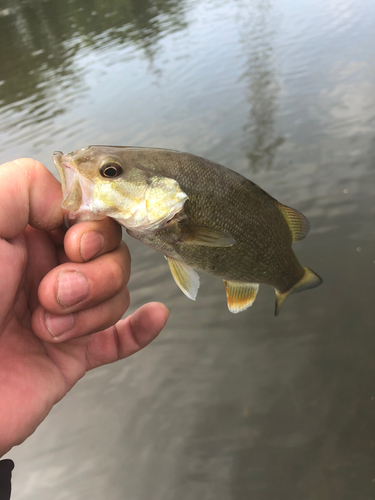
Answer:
0, 158, 169, 457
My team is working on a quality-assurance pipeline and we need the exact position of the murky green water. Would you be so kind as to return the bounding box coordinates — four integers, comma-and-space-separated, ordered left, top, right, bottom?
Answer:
1, 0, 375, 498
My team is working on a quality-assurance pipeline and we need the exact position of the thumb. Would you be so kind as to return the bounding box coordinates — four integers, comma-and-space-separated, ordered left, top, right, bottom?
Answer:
0, 158, 63, 239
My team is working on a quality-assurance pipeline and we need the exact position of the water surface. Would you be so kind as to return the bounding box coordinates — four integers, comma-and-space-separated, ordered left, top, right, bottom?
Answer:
1, 0, 375, 498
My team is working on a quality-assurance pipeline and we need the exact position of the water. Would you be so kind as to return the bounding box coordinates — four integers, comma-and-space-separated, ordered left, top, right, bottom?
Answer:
1, 0, 375, 498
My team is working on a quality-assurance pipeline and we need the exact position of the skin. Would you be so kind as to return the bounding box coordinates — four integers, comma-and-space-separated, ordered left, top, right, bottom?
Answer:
0, 158, 169, 457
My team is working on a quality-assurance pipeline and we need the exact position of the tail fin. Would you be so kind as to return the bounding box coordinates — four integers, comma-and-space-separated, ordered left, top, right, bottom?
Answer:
274, 267, 322, 316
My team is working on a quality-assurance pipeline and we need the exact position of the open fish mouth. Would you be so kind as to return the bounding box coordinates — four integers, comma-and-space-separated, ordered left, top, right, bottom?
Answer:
53, 150, 101, 222
53, 151, 66, 190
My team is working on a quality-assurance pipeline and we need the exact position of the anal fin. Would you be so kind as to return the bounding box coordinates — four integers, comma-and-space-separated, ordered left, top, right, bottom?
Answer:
166, 257, 200, 300
223, 281, 259, 314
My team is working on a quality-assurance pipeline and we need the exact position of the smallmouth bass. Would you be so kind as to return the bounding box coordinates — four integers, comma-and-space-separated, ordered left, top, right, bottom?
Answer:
53, 146, 322, 315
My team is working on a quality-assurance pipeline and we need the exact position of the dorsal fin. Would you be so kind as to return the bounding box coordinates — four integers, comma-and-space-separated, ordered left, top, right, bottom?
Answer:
223, 281, 259, 314
278, 203, 310, 242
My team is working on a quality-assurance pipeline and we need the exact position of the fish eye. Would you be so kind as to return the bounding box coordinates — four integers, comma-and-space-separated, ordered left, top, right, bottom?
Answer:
100, 163, 123, 178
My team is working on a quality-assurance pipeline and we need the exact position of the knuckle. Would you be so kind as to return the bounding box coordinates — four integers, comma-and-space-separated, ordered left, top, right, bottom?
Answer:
105, 259, 127, 294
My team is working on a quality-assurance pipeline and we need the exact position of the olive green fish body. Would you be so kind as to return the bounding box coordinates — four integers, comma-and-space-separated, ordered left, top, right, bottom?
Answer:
127, 152, 303, 291
53, 146, 322, 314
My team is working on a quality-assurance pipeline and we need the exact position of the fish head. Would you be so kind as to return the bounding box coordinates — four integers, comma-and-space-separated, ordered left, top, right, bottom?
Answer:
53, 146, 188, 231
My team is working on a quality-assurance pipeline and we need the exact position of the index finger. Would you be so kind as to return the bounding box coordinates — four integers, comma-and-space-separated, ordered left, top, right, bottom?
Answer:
63, 218, 123, 263
0, 158, 63, 239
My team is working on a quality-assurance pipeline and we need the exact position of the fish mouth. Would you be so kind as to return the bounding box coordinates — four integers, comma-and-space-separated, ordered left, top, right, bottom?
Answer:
53, 151, 67, 193
53, 151, 81, 213
53, 150, 97, 221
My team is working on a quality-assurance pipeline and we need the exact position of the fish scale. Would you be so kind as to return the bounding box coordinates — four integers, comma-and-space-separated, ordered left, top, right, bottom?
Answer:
53, 146, 322, 315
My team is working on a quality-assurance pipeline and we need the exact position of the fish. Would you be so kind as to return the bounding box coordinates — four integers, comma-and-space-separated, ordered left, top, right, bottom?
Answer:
53, 146, 322, 315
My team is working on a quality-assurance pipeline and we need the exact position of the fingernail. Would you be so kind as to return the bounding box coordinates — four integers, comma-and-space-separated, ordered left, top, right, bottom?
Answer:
57, 271, 90, 307
80, 231, 105, 261
45, 312, 75, 338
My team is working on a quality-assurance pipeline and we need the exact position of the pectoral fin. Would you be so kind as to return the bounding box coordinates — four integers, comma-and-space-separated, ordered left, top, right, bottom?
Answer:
223, 281, 259, 314
181, 225, 235, 247
166, 257, 200, 300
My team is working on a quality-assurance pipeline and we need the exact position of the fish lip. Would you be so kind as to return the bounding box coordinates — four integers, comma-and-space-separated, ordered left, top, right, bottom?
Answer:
53, 151, 63, 160
53, 151, 98, 223
53, 151, 78, 209
53, 152, 77, 195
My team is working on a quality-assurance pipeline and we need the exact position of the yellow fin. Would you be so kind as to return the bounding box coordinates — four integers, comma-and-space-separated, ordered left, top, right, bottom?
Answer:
181, 225, 235, 247
274, 267, 322, 316
223, 281, 259, 314
166, 257, 200, 300
278, 204, 310, 242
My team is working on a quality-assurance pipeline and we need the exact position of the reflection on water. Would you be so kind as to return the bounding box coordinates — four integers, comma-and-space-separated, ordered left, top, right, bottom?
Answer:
0, 0, 188, 152
1, 0, 375, 498
236, 0, 284, 172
